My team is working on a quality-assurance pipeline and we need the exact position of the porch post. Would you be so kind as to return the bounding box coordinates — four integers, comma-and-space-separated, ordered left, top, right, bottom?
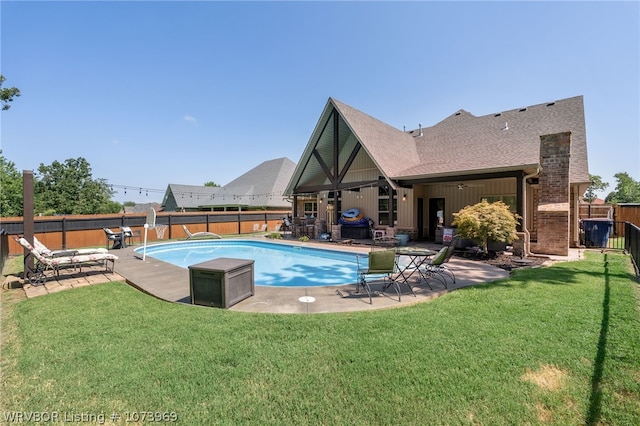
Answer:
293, 195, 298, 218
388, 190, 394, 228
516, 174, 523, 232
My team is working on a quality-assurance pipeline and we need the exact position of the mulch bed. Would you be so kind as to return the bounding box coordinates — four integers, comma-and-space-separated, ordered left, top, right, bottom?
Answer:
455, 249, 547, 271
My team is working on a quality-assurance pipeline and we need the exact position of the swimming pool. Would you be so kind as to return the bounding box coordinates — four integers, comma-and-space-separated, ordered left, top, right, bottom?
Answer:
135, 240, 363, 287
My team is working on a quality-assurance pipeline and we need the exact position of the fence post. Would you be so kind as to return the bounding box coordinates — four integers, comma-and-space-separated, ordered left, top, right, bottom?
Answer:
62, 217, 67, 249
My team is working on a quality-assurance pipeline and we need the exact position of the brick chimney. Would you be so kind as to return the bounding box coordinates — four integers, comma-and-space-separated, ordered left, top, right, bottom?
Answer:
534, 131, 571, 256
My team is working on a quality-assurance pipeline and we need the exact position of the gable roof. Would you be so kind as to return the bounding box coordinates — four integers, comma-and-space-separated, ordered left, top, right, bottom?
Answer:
286, 98, 420, 195
402, 96, 589, 183
164, 157, 296, 209
287, 95, 589, 195
213, 157, 296, 208
331, 98, 420, 177
162, 184, 221, 209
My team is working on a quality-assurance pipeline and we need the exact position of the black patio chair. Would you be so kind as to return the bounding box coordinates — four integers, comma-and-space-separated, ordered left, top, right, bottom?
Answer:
104, 228, 125, 249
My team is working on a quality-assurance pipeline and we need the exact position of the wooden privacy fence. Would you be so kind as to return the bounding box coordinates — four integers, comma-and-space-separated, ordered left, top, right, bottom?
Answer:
1, 210, 291, 256
579, 204, 613, 219
579, 204, 640, 236
615, 204, 640, 228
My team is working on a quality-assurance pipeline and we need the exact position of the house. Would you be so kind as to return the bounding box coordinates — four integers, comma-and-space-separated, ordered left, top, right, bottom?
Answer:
123, 202, 162, 214
284, 96, 590, 256
163, 157, 296, 212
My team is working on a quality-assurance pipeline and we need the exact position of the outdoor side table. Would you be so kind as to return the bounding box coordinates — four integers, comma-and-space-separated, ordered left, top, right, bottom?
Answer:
188, 258, 255, 308
395, 248, 436, 293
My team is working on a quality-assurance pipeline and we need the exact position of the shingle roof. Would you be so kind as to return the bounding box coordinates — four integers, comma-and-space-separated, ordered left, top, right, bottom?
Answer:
331, 98, 420, 177
211, 157, 296, 208
163, 184, 221, 209
287, 95, 589, 196
401, 96, 589, 183
164, 157, 295, 209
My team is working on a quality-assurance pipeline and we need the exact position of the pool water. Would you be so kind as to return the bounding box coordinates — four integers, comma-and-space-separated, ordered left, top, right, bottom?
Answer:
135, 240, 364, 287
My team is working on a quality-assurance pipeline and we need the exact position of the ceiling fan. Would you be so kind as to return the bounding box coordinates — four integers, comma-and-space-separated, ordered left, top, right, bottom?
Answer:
441, 182, 482, 190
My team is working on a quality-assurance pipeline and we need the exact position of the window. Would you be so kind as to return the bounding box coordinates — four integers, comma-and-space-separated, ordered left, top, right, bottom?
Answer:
304, 202, 318, 217
378, 188, 397, 225
483, 195, 517, 212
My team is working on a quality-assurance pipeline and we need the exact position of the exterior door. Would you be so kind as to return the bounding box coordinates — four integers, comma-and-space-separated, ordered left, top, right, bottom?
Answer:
417, 198, 424, 240
428, 198, 445, 240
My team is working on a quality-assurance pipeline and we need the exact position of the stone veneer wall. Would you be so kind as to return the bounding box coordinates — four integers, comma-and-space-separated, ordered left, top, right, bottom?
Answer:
532, 132, 571, 256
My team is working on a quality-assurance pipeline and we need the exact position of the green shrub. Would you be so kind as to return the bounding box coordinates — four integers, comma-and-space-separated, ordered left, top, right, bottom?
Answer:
452, 200, 521, 253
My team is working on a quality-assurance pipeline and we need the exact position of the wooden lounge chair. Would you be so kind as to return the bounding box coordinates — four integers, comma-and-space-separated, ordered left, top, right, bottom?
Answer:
33, 235, 108, 257
16, 237, 118, 286
182, 225, 221, 240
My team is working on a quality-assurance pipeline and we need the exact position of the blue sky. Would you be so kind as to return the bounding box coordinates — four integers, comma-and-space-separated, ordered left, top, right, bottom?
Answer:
1, 1, 638, 204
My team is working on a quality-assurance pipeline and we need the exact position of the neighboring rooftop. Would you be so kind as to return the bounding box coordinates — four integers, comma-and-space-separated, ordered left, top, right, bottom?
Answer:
163, 157, 296, 211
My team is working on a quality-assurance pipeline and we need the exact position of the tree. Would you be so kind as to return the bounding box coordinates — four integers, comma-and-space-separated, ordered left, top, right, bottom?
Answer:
0, 75, 21, 110
583, 174, 608, 203
0, 150, 23, 217
605, 172, 640, 204
452, 200, 521, 253
0, 76, 22, 216
204, 181, 220, 187
34, 157, 121, 214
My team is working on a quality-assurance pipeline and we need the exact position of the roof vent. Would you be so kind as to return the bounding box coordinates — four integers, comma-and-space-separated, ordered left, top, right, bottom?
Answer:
494, 113, 502, 117
546, 102, 556, 107
501, 122, 509, 131
419, 123, 423, 137
455, 111, 461, 116
519, 108, 527, 112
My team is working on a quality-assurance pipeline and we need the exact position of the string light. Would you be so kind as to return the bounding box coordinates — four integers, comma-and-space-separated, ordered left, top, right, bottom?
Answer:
109, 181, 391, 204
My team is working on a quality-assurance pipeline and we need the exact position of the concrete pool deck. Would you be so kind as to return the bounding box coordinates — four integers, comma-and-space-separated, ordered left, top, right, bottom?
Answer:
16, 238, 583, 313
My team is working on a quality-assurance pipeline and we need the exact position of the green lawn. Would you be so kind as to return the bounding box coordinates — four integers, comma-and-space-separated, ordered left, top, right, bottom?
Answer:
1, 252, 639, 425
